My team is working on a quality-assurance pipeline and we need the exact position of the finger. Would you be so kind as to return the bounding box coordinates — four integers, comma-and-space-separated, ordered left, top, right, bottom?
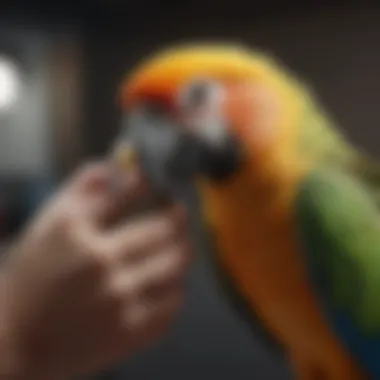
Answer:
124, 289, 183, 343
31, 162, 109, 223
85, 170, 147, 226
111, 241, 191, 300
108, 166, 149, 205
143, 250, 191, 300
69, 161, 111, 194
68, 160, 146, 203
57, 161, 113, 222
104, 204, 187, 261
131, 241, 191, 290
68, 162, 147, 227
136, 290, 183, 348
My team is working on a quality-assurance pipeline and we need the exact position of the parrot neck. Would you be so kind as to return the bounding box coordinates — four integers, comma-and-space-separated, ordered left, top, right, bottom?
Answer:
198, 151, 305, 218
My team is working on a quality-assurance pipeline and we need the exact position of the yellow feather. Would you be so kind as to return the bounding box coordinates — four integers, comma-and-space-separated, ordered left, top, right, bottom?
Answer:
120, 45, 365, 378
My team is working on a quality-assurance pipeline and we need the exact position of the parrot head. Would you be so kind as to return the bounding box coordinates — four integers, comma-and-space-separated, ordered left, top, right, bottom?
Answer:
115, 43, 307, 193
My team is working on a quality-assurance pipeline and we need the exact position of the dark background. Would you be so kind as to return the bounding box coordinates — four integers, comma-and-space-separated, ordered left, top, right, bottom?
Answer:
1, 2, 380, 379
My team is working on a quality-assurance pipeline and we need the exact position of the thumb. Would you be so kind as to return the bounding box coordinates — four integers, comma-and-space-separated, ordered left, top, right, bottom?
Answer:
69, 161, 147, 227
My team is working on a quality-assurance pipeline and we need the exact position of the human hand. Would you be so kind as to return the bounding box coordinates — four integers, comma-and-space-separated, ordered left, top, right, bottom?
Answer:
0, 162, 191, 380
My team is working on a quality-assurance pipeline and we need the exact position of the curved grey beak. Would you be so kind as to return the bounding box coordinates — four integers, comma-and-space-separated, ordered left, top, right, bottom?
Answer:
112, 105, 242, 190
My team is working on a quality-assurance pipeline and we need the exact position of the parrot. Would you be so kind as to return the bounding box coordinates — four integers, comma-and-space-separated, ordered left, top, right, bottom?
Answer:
112, 42, 380, 379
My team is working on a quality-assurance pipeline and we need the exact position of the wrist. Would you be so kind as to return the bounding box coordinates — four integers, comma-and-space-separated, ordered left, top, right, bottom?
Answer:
0, 270, 29, 380
0, 272, 63, 380
0, 330, 24, 379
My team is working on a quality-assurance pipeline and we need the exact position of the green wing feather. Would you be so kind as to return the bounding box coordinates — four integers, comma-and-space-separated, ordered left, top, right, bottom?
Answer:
295, 168, 380, 333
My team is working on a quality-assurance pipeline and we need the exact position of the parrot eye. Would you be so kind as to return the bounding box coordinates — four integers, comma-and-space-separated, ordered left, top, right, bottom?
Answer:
178, 78, 224, 112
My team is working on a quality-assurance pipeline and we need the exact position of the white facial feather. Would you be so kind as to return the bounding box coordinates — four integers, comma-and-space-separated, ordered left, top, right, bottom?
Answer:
178, 77, 227, 146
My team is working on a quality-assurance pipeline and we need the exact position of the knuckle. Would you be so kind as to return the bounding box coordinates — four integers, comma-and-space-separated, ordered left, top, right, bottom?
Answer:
167, 259, 184, 280
105, 286, 125, 314
77, 162, 100, 178
81, 242, 114, 276
39, 212, 79, 250
122, 277, 138, 299
134, 214, 178, 248
169, 245, 190, 272
75, 162, 106, 187
179, 245, 192, 268
109, 240, 131, 261
50, 211, 74, 237
153, 217, 177, 238
89, 251, 113, 274
109, 271, 138, 305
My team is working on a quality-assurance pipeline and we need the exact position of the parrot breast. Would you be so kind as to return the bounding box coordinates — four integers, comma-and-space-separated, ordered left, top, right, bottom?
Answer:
198, 167, 365, 379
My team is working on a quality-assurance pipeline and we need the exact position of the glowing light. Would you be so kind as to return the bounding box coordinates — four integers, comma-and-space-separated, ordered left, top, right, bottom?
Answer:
0, 56, 20, 112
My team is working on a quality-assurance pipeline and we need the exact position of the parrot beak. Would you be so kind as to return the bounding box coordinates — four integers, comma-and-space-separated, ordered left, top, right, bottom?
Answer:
165, 131, 242, 182
113, 140, 137, 173
112, 104, 242, 189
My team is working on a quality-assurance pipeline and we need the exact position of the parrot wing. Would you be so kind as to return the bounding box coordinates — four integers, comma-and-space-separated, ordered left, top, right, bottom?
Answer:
202, 224, 284, 354
295, 167, 380, 374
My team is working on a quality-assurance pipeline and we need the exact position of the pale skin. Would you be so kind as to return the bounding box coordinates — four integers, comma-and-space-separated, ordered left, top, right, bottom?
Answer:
0, 161, 192, 380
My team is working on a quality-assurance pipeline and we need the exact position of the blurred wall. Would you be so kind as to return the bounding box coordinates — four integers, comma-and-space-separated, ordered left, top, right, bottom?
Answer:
83, 5, 380, 156
0, 27, 52, 176
82, 4, 380, 380
0, 22, 84, 178
0, 22, 84, 235
48, 29, 85, 176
